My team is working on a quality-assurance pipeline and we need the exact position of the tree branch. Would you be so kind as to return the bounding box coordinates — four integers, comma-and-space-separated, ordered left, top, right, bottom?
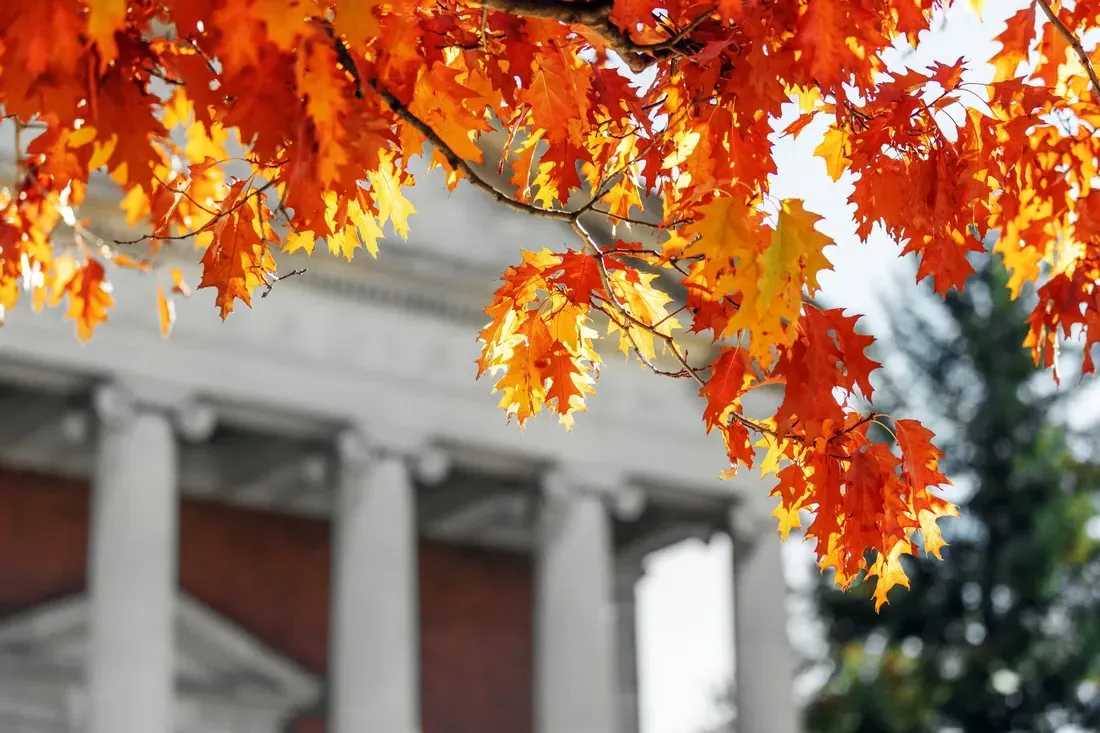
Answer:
319, 17, 589, 223
112, 179, 277, 245
470, 0, 709, 72
1037, 0, 1100, 104
572, 218, 709, 383
369, 82, 581, 222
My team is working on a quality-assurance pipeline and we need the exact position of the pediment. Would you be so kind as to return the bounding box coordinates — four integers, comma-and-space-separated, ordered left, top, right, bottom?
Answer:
0, 593, 320, 710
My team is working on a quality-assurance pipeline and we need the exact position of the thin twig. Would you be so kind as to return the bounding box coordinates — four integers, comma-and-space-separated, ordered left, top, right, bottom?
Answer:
112, 179, 276, 245
373, 82, 578, 222
1037, 0, 1100, 103
592, 208, 690, 229
153, 173, 220, 217
572, 218, 708, 384
261, 268, 307, 297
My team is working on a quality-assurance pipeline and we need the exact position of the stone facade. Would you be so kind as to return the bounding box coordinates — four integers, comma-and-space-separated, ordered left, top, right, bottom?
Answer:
0, 467, 533, 732
0, 139, 802, 733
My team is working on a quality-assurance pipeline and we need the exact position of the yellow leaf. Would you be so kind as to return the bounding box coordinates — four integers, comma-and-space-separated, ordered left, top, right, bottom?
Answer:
170, 268, 191, 297
369, 152, 416, 240
66, 126, 98, 149
993, 225, 1043, 299
815, 127, 851, 182
157, 283, 175, 338
865, 541, 915, 612
88, 135, 119, 173
491, 313, 553, 426
284, 229, 316, 255
333, 0, 383, 49
256, 0, 310, 49
682, 195, 764, 285
759, 199, 834, 304
85, 0, 127, 69
162, 87, 193, 129
324, 192, 383, 260
756, 433, 787, 476
605, 269, 679, 361
788, 84, 823, 112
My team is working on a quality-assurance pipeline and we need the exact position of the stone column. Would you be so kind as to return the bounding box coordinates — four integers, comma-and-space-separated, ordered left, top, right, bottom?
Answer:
328, 427, 449, 733
614, 560, 645, 733
729, 498, 800, 733
86, 383, 214, 733
535, 467, 632, 733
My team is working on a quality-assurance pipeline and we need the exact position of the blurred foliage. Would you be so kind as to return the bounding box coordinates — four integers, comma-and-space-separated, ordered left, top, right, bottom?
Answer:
805, 256, 1100, 733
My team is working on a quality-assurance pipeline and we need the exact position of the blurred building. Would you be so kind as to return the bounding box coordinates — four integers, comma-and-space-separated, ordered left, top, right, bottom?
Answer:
0, 140, 800, 733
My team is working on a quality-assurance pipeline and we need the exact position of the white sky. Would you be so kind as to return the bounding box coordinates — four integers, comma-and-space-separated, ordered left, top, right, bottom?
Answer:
633, 4, 1038, 733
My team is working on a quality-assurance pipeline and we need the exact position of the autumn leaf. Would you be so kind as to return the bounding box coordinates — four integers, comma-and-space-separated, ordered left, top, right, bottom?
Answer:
815, 127, 851, 181
197, 181, 277, 318
490, 312, 554, 426
334, 0, 383, 49
604, 269, 680, 361
6, 0, 1092, 609
555, 251, 604, 305
368, 151, 416, 239
157, 283, 175, 338
62, 258, 114, 341
700, 347, 752, 431
894, 418, 949, 494
759, 199, 833, 305
84, 0, 127, 69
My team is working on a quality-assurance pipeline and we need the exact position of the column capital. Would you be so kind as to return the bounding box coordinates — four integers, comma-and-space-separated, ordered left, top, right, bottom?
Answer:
541, 463, 646, 520
92, 380, 216, 441
92, 382, 139, 432
60, 408, 91, 445
337, 424, 451, 486
174, 399, 217, 442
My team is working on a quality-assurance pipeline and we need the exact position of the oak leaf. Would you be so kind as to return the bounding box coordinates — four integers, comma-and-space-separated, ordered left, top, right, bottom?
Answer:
197, 180, 277, 318
62, 258, 114, 341
10, 0, 1097, 609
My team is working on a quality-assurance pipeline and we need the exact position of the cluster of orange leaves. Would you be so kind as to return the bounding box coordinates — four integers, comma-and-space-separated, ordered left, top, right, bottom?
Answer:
2, 0, 1099, 608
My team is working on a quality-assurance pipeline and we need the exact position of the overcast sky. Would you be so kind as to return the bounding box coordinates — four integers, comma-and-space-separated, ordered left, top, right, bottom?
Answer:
633, 4, 1041, 733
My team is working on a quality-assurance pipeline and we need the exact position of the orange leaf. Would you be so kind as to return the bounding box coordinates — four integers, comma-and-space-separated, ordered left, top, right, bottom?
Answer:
62, 258, 113, 341
157, 283, 175, 338
197, 181, 277, 319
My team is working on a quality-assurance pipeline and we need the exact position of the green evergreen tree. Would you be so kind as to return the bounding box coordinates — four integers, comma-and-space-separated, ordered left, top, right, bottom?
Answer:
805, 257, 1100, 733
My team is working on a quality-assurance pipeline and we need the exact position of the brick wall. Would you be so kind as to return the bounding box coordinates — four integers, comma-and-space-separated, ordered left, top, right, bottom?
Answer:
0, 467, 533, 733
